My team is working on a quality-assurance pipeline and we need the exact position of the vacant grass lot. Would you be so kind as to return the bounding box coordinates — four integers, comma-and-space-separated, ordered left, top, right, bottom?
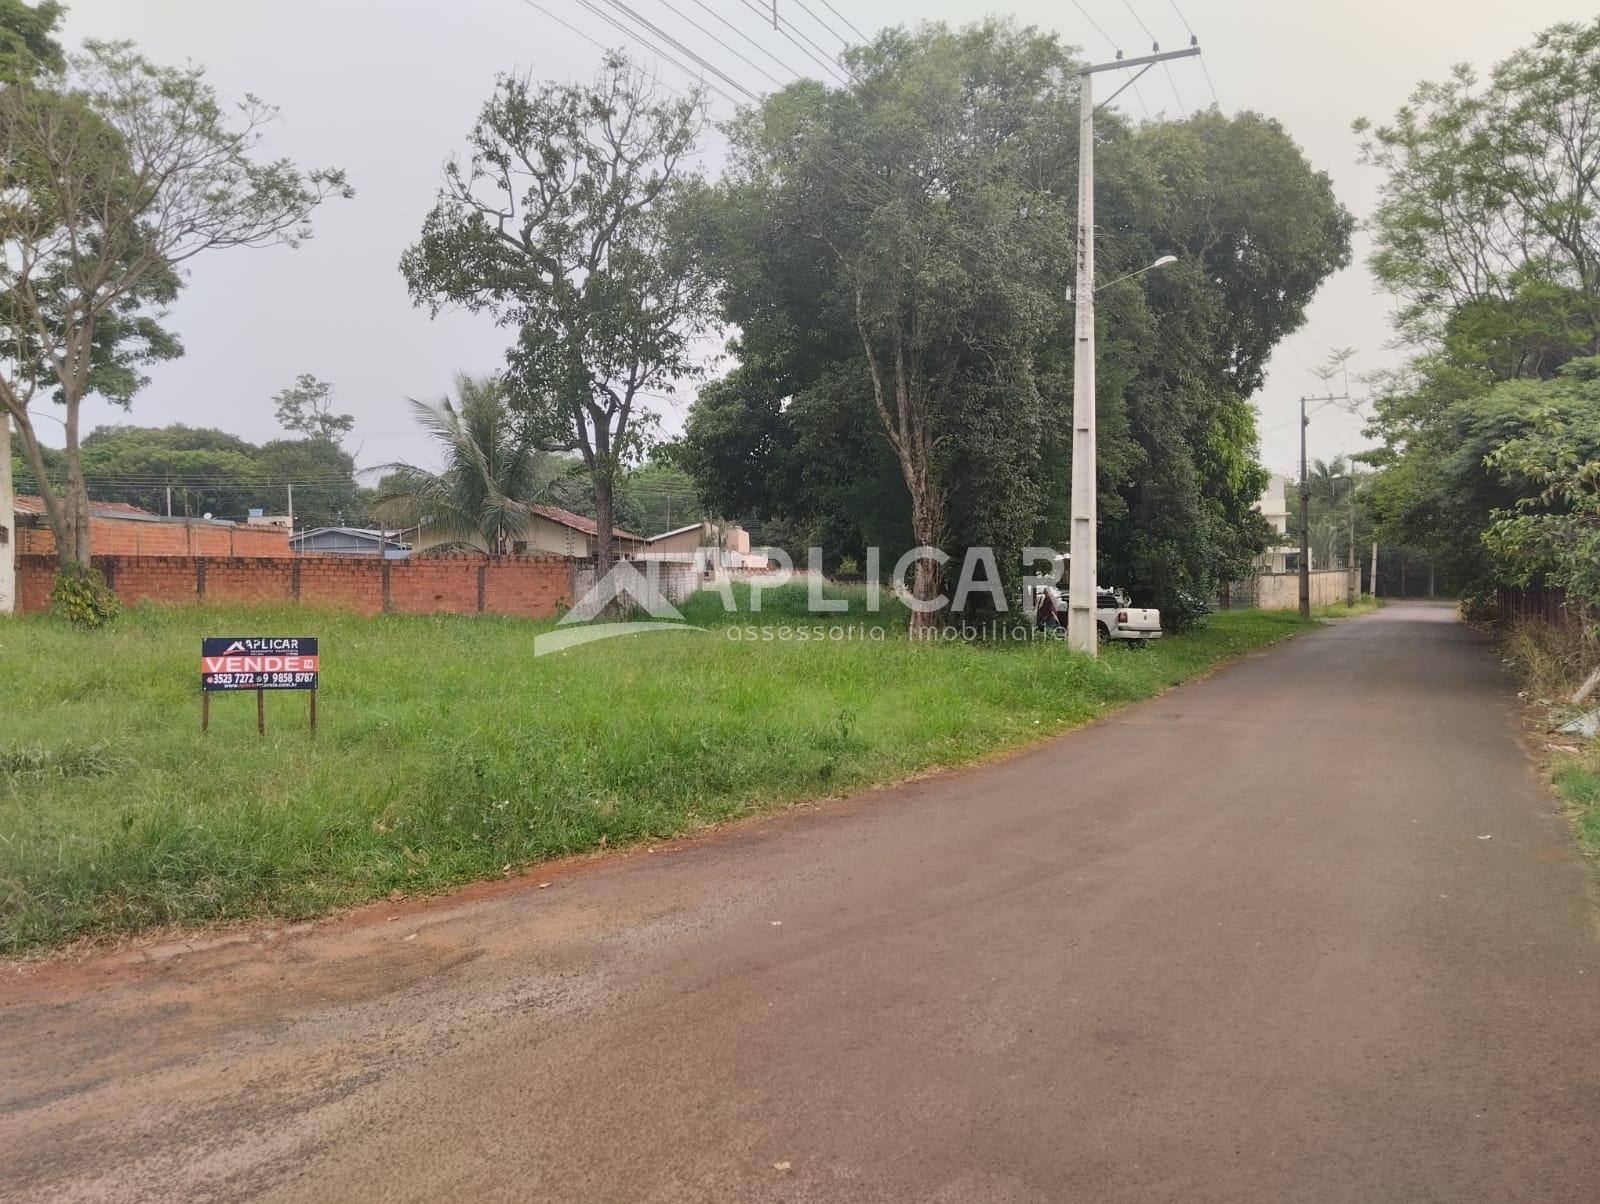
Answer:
0, 587, 1323, 952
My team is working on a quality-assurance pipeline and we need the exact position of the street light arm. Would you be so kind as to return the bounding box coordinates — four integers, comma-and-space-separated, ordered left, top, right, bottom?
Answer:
1075, 254, 1178, 298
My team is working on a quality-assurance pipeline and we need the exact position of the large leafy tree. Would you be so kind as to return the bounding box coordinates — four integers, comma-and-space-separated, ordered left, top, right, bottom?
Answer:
401, 53, 712, 578
1483, 358, 1600, 615
373, 373, 572, 554
683, 21, 1348, 622
699, 23, 1072, 627
0, 37, 350, 568
0, 0, 60, 82
1358, 19, 1600, 599
1356, 20, 1600, 351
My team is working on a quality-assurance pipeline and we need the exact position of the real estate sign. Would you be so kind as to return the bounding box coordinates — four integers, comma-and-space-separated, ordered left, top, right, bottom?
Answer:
201, 637, 319, 692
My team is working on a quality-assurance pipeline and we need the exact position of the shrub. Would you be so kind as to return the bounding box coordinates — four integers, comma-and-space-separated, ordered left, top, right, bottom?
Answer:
49, 564, 122, 629
1164, 588, 1213, 632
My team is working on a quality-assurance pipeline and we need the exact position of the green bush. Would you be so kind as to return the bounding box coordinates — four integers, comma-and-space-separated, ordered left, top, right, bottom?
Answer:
49, 564, 122, 629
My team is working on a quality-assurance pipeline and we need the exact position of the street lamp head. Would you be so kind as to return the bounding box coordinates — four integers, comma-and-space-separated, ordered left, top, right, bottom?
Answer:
1150, 254, 1177, 269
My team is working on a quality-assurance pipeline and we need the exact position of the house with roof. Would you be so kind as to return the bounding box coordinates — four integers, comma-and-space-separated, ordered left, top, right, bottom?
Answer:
637, 519, 768, 577
411, 503, 644, 559
290, 526, 412, 558
1253, 474, 1314, 574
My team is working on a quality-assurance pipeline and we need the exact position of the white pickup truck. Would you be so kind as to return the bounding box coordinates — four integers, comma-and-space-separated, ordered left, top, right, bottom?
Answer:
1024, 582, 1163, 644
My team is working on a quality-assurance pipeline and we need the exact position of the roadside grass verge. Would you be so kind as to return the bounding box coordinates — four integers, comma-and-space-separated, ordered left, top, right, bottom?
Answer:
1312, 596, 1382, 619
1496, 616, 1600, 860
1553, 755, 1600, 859
1318, 595, 1382, 614
0, 592, 1313, 952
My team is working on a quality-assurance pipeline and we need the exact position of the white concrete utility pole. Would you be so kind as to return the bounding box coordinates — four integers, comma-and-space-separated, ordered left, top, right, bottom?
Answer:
1297, 391, 1349, 619
1069, 43, 1200, 655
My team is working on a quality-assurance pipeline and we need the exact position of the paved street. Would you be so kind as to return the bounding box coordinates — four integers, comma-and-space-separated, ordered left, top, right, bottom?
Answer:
3, 601, 1597, 1202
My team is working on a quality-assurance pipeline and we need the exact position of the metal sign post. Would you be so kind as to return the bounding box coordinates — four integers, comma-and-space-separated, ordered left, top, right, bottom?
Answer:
200, 637, 320, 734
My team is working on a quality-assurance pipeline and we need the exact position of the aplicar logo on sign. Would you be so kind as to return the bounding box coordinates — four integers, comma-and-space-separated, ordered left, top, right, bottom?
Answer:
202, 637, 319, 692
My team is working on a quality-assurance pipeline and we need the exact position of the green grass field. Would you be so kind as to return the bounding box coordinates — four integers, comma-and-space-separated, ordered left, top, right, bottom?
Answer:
0, 587, 1328, 952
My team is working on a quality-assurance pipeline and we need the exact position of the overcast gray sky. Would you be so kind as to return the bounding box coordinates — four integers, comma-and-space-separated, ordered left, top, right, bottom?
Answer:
52, 0, 1600, 483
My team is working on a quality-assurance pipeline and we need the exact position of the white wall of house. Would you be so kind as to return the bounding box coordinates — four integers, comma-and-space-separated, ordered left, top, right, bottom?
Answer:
642, 524, 706, 557
1254, 473, 1310, 573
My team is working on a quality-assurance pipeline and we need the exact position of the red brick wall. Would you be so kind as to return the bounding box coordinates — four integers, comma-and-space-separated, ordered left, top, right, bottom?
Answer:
18, 557, 53, 614
387, 557, 483, 615
296, 557, 386, 616
482, 556, 575, 617
19, 516, 290, 558
108, 556, 202, 606
14, 553, 574, 618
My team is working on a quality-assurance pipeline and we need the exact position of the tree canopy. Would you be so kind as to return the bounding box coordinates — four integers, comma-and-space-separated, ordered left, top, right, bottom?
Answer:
373, 373, 574, 554
400, 52, 712, 577
9, 421, 363, 528
679, 20, 1350, 622
0, 34, 350, 567
1357, 18, 1600, 613
272, 374, 354, 445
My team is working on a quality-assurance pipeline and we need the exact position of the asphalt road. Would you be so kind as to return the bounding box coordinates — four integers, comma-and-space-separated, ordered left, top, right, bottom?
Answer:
3, 601, 1598, 1202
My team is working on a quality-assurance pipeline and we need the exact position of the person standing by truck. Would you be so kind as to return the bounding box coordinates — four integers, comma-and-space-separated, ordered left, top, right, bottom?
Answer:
1035, 586, 1063, 635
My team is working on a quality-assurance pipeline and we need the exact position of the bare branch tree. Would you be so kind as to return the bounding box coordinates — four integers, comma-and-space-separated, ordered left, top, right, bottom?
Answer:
0, 40, 351, 566
400, 53, 712, 579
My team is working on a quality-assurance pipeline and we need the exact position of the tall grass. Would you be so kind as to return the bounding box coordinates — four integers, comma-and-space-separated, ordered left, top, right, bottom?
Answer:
1496, 616, 1600, 861
0, 595, 1311, 952
1502, 617, 1599, 700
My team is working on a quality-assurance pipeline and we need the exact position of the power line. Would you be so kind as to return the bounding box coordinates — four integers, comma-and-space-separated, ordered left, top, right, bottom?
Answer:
817, 1, 867, 45
1121, 0, 1156, 43
791, 1, 851, 50
655, 0, 786, 88
687, 0, 802, 81
687, 3, 916, 216
1161, 61, 1187, 118
788, 0, 854, 58
737, 0, 849, 86
1069, 0, 1120, 52
519, 0, 618, 60
560, 0, 736, 103
1166, 0, 1219, 107
1068, 2, 1150, 119
1120, 1, 1186, 116
595, 0, 760, 99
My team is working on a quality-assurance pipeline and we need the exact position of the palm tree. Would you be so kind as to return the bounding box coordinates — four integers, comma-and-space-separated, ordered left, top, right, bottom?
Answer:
373, 373, 573, 553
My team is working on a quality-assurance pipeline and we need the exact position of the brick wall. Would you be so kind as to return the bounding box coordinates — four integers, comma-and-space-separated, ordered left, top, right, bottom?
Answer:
15, 553, 575, 618
19, 515, 290, 558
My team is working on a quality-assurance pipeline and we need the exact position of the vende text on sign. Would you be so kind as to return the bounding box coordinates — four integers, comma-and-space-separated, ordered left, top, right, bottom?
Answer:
201, 637, 319, 692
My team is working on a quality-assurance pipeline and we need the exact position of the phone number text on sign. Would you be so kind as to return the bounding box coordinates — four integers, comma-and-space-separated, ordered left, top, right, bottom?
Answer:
201, 637, 319, 692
